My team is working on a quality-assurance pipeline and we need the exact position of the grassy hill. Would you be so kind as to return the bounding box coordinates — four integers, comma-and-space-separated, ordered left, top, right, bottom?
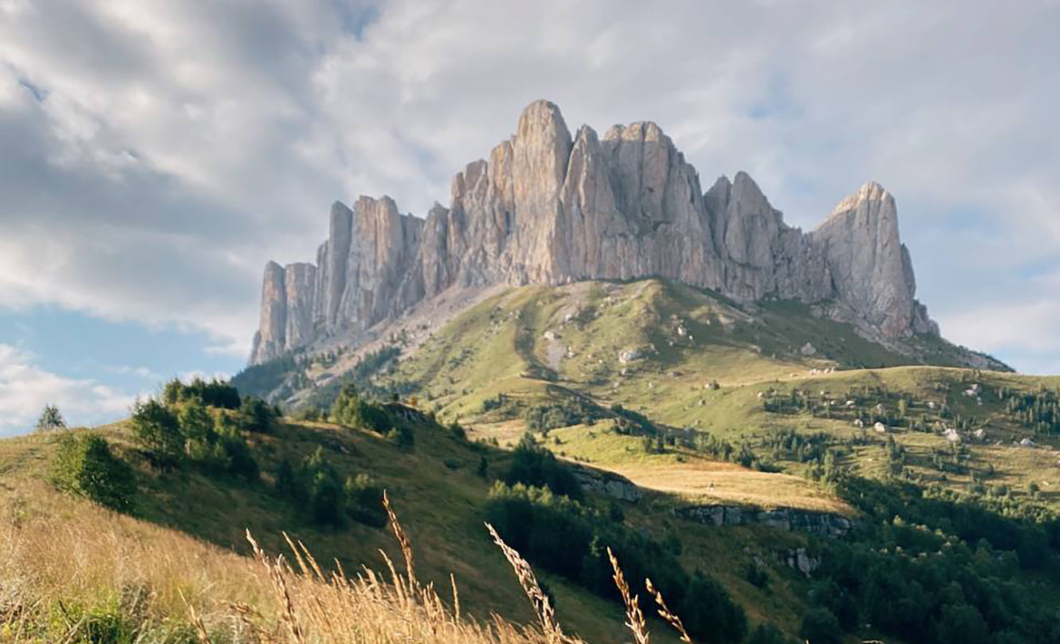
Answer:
9, 279, 1060, 643
1, 401, 829, 643
359, 279, 1058, 511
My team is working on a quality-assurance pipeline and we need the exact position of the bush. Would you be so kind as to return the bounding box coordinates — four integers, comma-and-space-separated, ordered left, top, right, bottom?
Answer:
504, 433, 581, 500
237, 396, 277, 433
182, 406, 259, 482
385, 425, 414, 449
523, 398, 604, 432
179, 401, 214, 443
331, 384, 392, 434
345, 473, 387, 527
130, 398, 184, 468
680, 571, 747, 644
798, 608, 843, 644
274, 449, 384, 528
51, 433, 136, 511
302, 448, 345, 526
35, 404, 66, 432
744, 561, 770, 589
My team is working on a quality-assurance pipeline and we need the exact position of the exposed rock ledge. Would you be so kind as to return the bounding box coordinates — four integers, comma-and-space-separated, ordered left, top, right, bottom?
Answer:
571, 467, 643, 502
675, 504, 854, 538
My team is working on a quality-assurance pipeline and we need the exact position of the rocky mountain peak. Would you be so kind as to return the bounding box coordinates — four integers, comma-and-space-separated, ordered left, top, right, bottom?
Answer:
249, 100, 940, 365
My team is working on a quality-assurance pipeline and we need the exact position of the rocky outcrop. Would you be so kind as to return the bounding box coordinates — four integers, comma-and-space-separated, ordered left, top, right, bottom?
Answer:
250, 99, 939, 365
675, 504, 854, 538
813, 182, 938, 337
571, 466, 643, 502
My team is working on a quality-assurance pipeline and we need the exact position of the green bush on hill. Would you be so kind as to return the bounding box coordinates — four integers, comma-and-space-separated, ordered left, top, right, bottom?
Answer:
331, 384, 390, 433
131, 398, 185, 469
274, 448, 386, 528
523, 397, 603, 431
504, 433, 582, 500
133, 396, 260, 480
51, 433, 136, 511
236, 396, 279, 433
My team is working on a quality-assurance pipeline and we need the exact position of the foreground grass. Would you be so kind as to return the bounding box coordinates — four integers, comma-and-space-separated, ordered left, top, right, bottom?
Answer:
0, 479, 550, 643
2, 420, 723, 643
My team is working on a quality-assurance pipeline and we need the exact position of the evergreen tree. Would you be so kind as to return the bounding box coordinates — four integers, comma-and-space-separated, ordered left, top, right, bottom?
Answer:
130, 398, 184, 468
35, 404, 66, 432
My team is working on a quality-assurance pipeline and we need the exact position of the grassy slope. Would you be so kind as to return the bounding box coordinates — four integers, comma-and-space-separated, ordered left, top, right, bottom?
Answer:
0, 414, 826, 642
387, 278, 1060, 510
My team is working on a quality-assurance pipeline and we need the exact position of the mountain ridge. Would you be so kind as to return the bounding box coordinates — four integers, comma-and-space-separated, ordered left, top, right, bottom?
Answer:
251, 100, 938, 366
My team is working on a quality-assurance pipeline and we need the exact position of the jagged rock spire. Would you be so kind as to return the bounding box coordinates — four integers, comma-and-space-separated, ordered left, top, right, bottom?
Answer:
249, 100, 936, 364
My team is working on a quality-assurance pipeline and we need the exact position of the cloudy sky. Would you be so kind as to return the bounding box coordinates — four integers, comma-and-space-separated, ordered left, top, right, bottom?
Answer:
1, 0, 1058, 434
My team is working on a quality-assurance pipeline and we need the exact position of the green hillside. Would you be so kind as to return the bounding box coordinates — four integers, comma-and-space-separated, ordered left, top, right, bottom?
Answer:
9, 279, 1060, 644
2, 392, 828, 643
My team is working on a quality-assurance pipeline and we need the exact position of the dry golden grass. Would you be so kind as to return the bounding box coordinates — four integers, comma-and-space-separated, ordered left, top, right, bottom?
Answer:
0, 479, 700, 644
0, 482, 547, 643
602, 460, 851, 515
606, 548, 649, 644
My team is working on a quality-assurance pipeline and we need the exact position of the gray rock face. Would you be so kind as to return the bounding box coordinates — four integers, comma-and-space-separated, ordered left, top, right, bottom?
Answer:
249, 99, 938, 364
676, 504, 854, 538
813, 182, 936, 337
249, 261, 287, 365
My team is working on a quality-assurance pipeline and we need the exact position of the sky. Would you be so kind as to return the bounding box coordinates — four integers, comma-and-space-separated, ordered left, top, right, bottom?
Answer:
1, 0, 1058, 434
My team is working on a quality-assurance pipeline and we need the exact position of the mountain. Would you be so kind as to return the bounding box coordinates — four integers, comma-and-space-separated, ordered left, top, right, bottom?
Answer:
249, 100, 943, 366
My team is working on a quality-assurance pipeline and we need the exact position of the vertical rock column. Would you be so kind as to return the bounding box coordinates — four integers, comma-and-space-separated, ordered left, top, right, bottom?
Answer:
249, 261, 287, 364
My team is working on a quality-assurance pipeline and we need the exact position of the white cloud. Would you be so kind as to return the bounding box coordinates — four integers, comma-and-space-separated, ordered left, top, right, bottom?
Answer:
0, 344, 139, 435
0, 0, 1057, 371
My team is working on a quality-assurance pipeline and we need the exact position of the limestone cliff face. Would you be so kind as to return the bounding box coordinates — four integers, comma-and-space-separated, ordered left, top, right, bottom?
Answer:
249, 100, 937, 365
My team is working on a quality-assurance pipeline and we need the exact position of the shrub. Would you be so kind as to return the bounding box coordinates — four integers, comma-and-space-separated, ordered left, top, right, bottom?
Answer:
130, 398, 184, 468
331, 384, 392, 434
35, 404, 66, 432
237, 396, 276, 433
345, 473, 387, 527
179, 401, 214, 443
504, 433, 581, 500
385, 425, 414, 449
679, 571, 747, 644
744, 561, 770, 589
274, 448, 384, 528
51, 433, 136, 511
799, 608, 842, 644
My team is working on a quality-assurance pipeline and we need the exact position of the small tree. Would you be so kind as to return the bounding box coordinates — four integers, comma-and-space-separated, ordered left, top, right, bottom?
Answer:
345, 473, 387, 527
237, 397, 275, 433
35, 404, 66, 432
51, 433, 136, 511
331, 384, 364, 427
179, 400, 215, 443
131, 398, 184, 469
